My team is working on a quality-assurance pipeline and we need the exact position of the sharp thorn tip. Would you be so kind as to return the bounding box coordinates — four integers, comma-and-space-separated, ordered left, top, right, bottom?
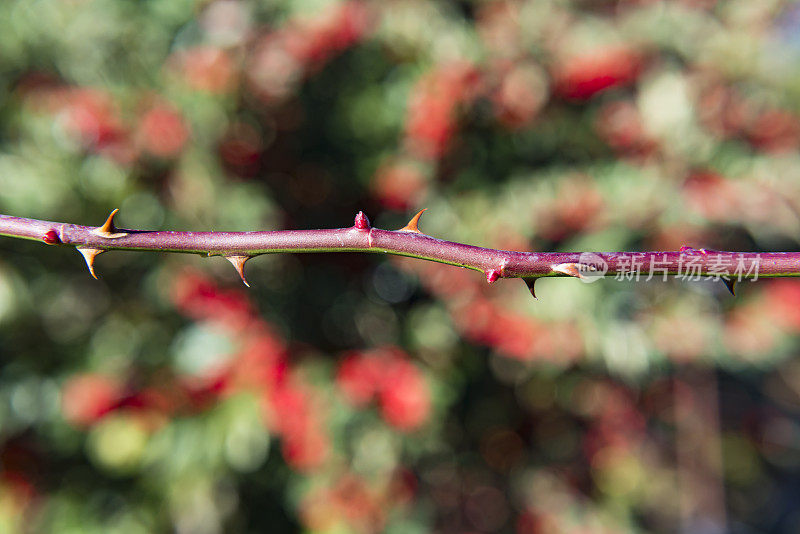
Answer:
92, 208, 127, 239
77, 248, 104, 279
398, 209, 427, 233
723, 277, 736, 296
225, 255, 251, 287
522, 278, 538, 299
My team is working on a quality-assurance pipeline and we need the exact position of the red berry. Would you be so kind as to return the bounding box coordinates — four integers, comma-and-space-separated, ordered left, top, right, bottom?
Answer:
218, 122, 263, 176
555, 47, 641, 101
61, 373, 121, 427
371, 159, 428, 210
404, 62, 481, 159
747, 109, 800, 153
336, 352, 382, 406
595, 100, 656, 156
492, 63, 548, 129
379, 358, 430, 431
282, 428, 329, 472
178, 46, 235, 94
266, 384, 329, 471
765, 280, 800, 331
63, 89, 124, 150
138, 103, 189, 158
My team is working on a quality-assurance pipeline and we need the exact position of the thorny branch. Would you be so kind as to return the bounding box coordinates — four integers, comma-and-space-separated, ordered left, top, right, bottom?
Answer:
1, 209, 797, 297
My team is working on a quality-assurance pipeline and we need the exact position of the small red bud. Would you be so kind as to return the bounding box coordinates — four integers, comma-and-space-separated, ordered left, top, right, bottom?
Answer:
43, 230, 60, 245
486, 269, 501, 284
354, 211, 370, 230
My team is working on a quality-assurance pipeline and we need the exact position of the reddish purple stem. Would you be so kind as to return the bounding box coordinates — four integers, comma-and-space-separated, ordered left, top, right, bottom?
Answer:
1, 212, 798, 286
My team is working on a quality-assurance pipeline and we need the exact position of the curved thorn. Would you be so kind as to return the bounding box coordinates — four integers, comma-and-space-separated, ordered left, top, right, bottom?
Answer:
398, 209, 427, 233
522, 277, 538, 298
77, 248, 104, 279
722, 277, 736, 296
91, 209, 128, 239
486, 269, 501, 284
99, 209, 119, 234
225, 255, 251, 287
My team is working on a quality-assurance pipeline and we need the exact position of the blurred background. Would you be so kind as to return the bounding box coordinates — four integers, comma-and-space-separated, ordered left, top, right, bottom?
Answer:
1, 0, 800, 532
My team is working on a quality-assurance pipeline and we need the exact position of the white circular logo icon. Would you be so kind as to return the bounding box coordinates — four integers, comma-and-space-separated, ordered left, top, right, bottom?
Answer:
577, 252, 608, 283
